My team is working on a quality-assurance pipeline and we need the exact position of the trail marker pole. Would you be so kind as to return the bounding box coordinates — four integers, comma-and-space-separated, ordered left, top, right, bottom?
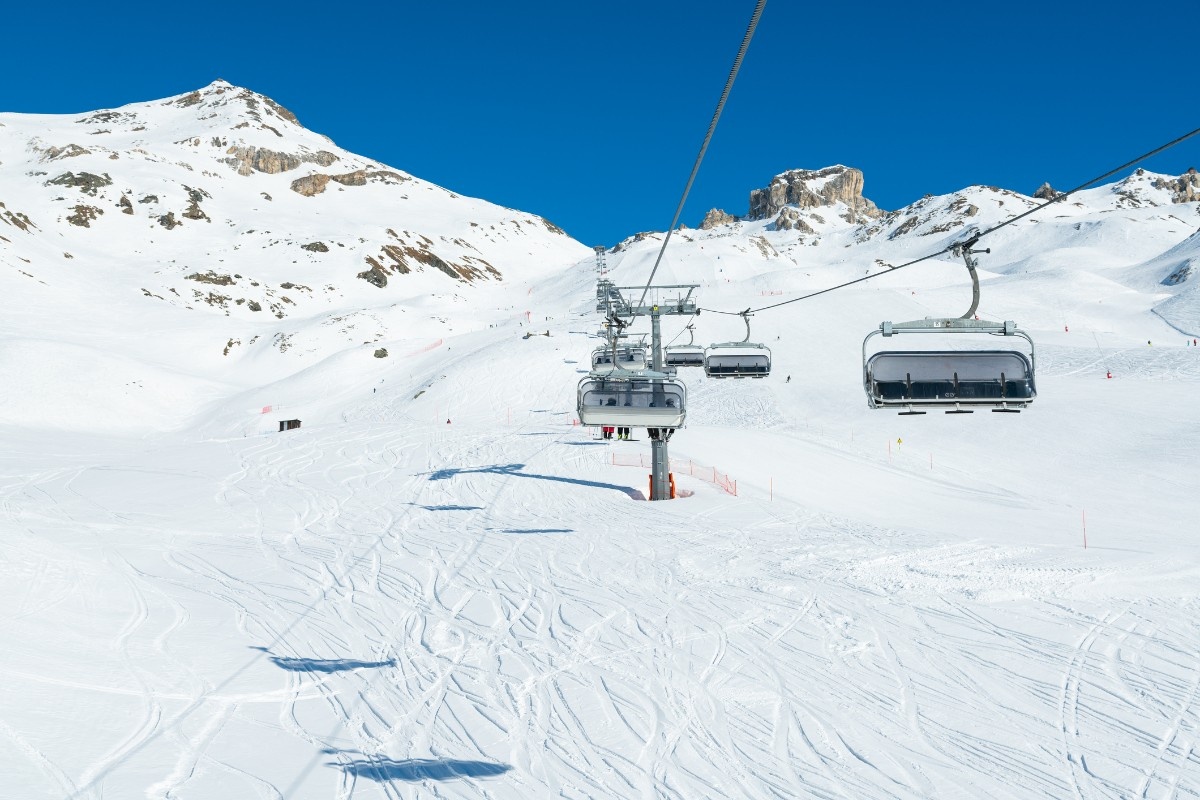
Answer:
1083, 510, 1088, 549
770, 477, 773, 501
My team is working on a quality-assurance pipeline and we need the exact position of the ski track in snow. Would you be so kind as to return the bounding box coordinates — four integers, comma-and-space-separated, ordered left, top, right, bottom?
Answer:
2, 278, 1200, 797
4, 397, 1200, 798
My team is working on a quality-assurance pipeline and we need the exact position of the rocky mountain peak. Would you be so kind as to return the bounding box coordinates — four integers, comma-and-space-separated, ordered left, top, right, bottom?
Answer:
699, 208, 738, 229
1033, 182, 1062, 200
747, 166, 883, 226
0, 83, 588, 331
165, 80, 303, 129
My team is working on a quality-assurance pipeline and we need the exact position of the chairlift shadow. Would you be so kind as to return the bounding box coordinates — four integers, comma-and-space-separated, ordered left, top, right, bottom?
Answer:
497, 528, 573, 535
329, 757, 511, 782
269, 656, 396, 673
427, 463, 638, 498
413, 504, 484, 512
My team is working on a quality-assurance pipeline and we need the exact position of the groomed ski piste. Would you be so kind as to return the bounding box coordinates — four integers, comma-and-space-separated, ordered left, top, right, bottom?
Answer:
5, 236, 1200, 799
3, 87, 1200, 799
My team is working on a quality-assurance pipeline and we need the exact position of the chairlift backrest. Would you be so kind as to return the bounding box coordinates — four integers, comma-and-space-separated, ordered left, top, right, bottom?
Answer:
665, 345, 706, 367
576, 377, 687, 428
592, 346, 647, 370
865, 350, 1035, 408
704, 343, 771, 378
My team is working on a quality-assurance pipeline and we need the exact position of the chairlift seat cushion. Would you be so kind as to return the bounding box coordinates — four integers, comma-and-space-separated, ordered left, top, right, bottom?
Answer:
866, 350, 1035, 406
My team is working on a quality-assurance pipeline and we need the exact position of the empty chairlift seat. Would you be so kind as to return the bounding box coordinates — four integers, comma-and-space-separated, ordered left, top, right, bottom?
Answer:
592, 346, 647, 370
665, 345, 706, 368
865, 350, 1035, 409
704, 344, 771, 379
576, 378, 687, 428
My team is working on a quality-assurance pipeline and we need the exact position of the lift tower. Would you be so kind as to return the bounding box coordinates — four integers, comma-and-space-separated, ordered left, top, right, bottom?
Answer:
614, 285, 699, 500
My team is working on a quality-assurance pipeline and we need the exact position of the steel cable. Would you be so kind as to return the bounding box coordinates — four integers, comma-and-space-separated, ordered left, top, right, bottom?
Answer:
631, 0, 767, 315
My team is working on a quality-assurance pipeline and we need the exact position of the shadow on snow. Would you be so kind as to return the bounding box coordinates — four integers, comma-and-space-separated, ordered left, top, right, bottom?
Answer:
330, 757, 511, 782
415, 504, 484, 511
426, 463, 637, 497
496, 528, 573, 535
268, 656, 396, 673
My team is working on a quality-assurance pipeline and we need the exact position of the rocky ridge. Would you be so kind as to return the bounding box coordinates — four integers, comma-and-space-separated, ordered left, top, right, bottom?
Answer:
0, 81, 587, 337
700, 165, 884, 234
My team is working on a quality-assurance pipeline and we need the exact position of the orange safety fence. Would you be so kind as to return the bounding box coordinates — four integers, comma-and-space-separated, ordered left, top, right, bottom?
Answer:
406, 338, 444, 356
610, 452, 737, 496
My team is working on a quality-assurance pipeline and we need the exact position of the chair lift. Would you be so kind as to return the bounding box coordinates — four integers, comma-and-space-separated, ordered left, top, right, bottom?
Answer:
862, 240, 1036, 414
591, 340, 648, 371
705, 310, 772, 378
576, 368, 687, 429
665, 323, 706, 368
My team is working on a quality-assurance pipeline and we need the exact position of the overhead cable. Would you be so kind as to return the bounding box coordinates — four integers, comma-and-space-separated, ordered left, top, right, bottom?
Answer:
632, 0, 767, 315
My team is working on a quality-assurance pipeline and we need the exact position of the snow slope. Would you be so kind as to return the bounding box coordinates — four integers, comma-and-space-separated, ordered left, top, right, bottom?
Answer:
1, 89, 1199, 799
0, 81, 589, 432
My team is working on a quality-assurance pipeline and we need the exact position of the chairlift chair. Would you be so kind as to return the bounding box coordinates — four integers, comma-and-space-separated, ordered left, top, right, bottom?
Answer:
576, 372, 687, 429
704, 311, 771, 378
591, 345, 648, 371
665, 323, 707, 368
666, 346, 706, 368
862, 241, 1036, 414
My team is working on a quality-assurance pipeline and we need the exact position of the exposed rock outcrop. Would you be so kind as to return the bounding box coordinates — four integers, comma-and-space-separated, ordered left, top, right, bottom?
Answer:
1155, 168, 1200, 204
223, 145, 338, 176
289, 169, 409, 196
181, 187, 210, 221
119, 195, 134, 214
41, 144, 91, 161
290, 174, 330, 197
46, 171, 112, 196
66, 205, 102, 227
1033, 182, 1062, 201
302, 241, 329, 252
748, 166, 882, 223
0, 202, 36, 231
186, 271, 235, 285
700, 208, 738, 229
357, 264, 389, 288
358, 232, 502, 288
772, 207, 815, 233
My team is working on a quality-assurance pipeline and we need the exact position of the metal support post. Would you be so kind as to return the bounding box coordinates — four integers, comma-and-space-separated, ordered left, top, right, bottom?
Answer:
649, 307, 671, 500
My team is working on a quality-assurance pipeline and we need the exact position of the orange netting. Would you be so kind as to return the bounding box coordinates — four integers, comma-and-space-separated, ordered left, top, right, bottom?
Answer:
610, 452, 737, 496
406, 338, 444, 356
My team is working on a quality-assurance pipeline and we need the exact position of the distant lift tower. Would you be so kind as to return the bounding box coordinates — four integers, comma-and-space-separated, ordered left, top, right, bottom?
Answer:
593, 245, 609, 280
616, 285, 699, 501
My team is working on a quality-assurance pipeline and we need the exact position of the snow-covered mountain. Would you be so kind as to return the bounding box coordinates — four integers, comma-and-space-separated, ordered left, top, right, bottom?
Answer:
0, 80, 585, 303
3, 86, 1200, 799
614, 163, 1200, 335
0, 81, 590, 431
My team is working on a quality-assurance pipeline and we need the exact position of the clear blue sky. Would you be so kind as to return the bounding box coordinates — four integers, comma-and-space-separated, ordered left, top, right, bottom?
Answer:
4, 1, 1199, 247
